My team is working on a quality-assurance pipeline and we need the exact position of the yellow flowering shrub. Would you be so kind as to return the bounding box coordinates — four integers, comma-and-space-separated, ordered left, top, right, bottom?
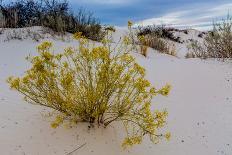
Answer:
7, 24, 171, 148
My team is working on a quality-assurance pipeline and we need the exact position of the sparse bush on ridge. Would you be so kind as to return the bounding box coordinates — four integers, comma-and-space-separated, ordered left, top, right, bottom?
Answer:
4, 28, 45, 42
0, 0, 104, 41
5, 30, 23, 40
168, 44, 177, 56
137, 25, 181, 43
185, 52, 194, 59
138, 34, 168, 54
204, 16, 232, 59
104, 25, 116, 32
137, 33, 177, 57
7, 23, 171, 148
186, 15, 232, 60
186, 40, 207, 59
136, 25, 177, 57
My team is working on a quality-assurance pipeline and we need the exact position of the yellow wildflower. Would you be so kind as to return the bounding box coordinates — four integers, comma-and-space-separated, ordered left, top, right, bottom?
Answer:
134, 63, 145, 76
128, 20, 133, 27
158, 84, 171, 96
123, 36, 131, 45
165, 132, 171, 141
37, 41, 52, 51
8, 77, 20, 89
122, 136, 142, 149
73, 32, 83, 40
121, 54, 134, 63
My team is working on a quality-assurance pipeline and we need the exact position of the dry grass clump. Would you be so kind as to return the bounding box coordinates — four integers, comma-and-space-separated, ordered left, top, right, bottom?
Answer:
140, 45, 148, 57
137, 34, 177, 57
204, 17, 232, 59
186, 40, 207, 59
135, 24, 178, 57
168, 44, 177, 57
185, 52, 196, 59
186, 15, 232, 60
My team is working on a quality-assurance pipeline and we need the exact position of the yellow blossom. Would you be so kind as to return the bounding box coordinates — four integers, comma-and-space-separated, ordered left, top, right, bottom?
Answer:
123, 36, 131, 45
7, 77, 20, 89
134, 63, 145, 76
158, 84, 171, 96
73, 32, 83, 40
165, 132, 171, 141
128, 20, 133, 27
37, 41, 52, 51
121, 54, 135, 63
122, 136, 142, 149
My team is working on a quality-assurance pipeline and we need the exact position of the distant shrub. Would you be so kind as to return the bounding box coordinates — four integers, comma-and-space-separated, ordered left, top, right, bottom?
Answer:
186, 40, 207, 59
138, 34, 169, 54
25, 28, 45, 42
137, 25, 181, 43
137, 34, 177, 57
7, 23, 171, 148
1, 0, 104, 41
3, 28, 48, 42
197, 32, 206, 38
168, 44, 177, 57
185, 52, 195, 59
69, 8, 105, 41
204, 16, 232, 59
104, 26, 116, 32
5, 29, 23, 41
187, 15, 232, 60
182, 30, 188, 34
135, 24, 178, 56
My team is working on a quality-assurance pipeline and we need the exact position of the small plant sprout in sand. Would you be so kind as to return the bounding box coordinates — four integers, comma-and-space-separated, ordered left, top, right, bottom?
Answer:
7, 22, 171, 148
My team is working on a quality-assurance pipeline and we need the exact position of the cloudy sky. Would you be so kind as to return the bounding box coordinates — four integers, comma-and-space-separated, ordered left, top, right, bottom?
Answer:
3, 0, 232, 30
69, 0, 232, 30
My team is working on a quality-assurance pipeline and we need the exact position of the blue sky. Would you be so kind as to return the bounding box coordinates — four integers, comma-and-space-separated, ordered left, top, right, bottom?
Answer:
3, 0, 232, 30
69, 0, 232, 30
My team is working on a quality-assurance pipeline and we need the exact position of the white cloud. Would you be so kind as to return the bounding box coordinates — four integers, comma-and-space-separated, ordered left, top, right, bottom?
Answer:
135, 3, 232, 30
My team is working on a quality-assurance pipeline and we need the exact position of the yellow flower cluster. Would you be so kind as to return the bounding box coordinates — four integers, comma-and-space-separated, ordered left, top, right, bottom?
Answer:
122, 136, 142, 149
165, 132, 171, 141
121, 54, 135, 63
138, 35, 145, 42
123, 36, 131, 45
91, 46, 109, 60
128, 20, 133, 27
158, 84, 171, 96
37, 41, 52, 51
51, 115, 64, 128
7, 77, 20, 89
73, 32, 83, 40
134, 63, 145, 76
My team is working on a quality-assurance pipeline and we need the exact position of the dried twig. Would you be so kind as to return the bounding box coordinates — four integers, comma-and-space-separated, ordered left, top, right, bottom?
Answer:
66, 143, 87, 155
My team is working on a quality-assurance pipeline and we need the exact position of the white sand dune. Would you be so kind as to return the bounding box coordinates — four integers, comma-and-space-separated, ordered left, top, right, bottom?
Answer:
0, 28, 232, 155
